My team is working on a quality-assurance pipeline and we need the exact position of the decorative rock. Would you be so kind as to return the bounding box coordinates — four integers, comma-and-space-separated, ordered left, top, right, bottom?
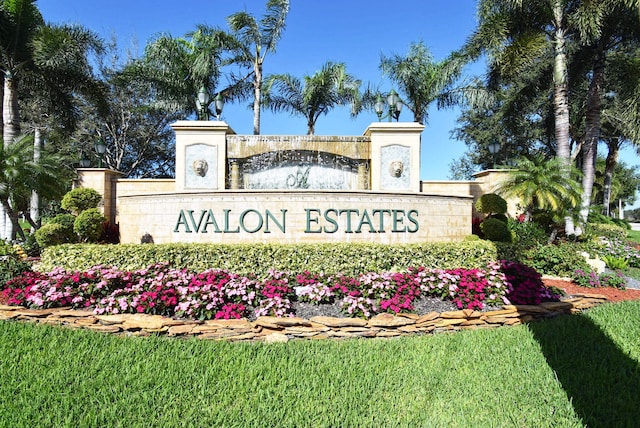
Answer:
264, 333, 289, 343
121, 314, 171, 331
367, 313, 415, 328
54, 309, 95, 318
440, 310, 467, 319
0, 292, 610, 342
309, 316, 368, 328
204, 319, 253, 329
416, 312, 439, 323
434, 318, 466, 327
167, 324, 195, 336
85, 324, 121, 333
15, 308, 59, 318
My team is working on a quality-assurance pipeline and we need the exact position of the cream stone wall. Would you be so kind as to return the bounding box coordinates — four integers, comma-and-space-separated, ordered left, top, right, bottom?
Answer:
73, 122, 523, 245
117, 191, 472, 244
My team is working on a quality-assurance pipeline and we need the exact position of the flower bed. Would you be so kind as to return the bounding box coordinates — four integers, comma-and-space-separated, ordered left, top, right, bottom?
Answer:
1, 261, 562, 320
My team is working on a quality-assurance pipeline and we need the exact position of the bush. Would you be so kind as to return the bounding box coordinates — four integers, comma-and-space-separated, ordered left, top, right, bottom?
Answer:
74, 209, 106, 243
587, 223, 628, 242
509, 219, 548, 250
475, 193, 507, 215
573, 269, 627, 289
35, 223, 72, 248
501, 260, 562, 305
61, 188, 102, 215
0, 256, 31, 289
39, 241, 501, 275
522, 243, 591, 277
480, 217, 512, 243
49, 214, 77, 241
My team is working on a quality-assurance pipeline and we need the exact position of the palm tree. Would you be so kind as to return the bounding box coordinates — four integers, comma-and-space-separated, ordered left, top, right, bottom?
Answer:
262, 62, 360, 135
227, 0, 289, 135
132, 25, 234, 117
379, 41, 479, 125
1, 0, 104, 145
0, 135, 72, 240
463, 0, 578, 230
570, 0, 640, 227
1, 0, 103, 240
494, 155, 582, 223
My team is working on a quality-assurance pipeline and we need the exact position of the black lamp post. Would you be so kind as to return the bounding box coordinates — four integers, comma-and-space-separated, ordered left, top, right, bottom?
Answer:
94, 140, 106, 168
79, 152, 91, 168
488, 141, 500, 169
196, 87, 225, 120
374, 90, 402, 122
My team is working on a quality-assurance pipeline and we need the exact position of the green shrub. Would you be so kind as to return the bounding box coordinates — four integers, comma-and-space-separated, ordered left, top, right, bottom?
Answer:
39, 241, 500, 275
601, 255, 629, 270
480, 217, 512, 243
475, 193, 507, 215
61, 188, 102, 215
0, 256, 31, 288
587, 223, 627, 242
509, 219, 548, 250
35, 223, 72, 248
522, 243, 591, 277
49, 214, 77, 242
489, 213, 508, 223
73, 209, 106, 243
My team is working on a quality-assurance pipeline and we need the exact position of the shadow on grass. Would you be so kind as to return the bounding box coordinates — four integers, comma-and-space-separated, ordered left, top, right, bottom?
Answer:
528, 313, 640, 428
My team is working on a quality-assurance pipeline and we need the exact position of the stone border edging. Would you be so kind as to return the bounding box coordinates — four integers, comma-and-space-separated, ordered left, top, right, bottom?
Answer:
0, 294, 607, 343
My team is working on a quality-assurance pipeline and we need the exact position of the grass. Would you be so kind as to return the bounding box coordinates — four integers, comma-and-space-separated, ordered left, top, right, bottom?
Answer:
627, 228, 640, 245
1, 302, 639, 427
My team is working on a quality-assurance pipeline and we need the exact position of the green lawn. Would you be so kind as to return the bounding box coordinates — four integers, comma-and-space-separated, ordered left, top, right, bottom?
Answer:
2, 301, 639, 427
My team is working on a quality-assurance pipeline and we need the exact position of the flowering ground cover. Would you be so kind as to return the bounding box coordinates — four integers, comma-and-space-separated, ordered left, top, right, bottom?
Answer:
1, 260, 561, 320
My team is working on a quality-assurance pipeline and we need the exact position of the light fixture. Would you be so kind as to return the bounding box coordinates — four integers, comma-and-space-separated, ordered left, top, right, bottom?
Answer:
94, 140, 107, 168
488, 141, 501, 169
374, 90, 403, 122
196, 86, 211, 120
79, 152, 91, 168
213, 93, 224, 120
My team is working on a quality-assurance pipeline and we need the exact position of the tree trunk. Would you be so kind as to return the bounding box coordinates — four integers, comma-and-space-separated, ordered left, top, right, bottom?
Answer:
30, 127, 42, 230
3, 72, 21, 147
552, 1, 574, 235
253, 60, 262, 135
603, 139, 620, 216
0, 198, 20, 241
579, 47, 605, 228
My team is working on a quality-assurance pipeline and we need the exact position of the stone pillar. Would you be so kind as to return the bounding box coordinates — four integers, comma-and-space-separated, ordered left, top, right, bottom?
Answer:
357, 163, 368, 190
74, 169, 123, 225
364, 122, 424, 193
230, 161, 240, 189
172, 121, 235, 192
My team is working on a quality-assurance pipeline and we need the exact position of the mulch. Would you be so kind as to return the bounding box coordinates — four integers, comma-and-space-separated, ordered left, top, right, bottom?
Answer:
543, 278, 640, 303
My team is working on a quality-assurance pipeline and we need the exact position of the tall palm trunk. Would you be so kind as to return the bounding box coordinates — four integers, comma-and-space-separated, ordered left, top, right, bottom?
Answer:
253, 60, 262, 135
3, 73, 21, 146
30, 128, 42, 230
552, 0, 574, 234
603, 139, 620, 216
580, 48, 605, 225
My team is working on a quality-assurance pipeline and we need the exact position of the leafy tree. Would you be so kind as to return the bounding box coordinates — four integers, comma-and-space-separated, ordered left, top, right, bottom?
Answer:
71, 40, 179, 177
226, 0, 290, 134
0, 135, 72, 240
263, 62, 361, 135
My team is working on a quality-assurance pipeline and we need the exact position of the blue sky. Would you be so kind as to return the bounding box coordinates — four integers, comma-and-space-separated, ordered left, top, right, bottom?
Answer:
37, 0, 639, 185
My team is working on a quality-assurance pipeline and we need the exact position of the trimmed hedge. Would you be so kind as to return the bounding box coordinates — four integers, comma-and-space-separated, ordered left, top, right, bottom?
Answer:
38, 241, 500, 276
